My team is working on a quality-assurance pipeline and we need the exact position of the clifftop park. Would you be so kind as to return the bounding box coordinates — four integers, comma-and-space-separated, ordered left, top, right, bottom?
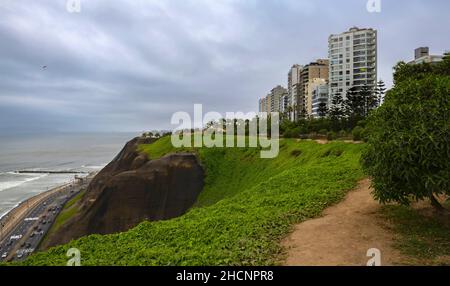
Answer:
12, 133, 449, 266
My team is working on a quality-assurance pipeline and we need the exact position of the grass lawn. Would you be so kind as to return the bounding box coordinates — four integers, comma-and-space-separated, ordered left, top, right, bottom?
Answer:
38, 189, 87, 249
19, 138, 366, 266
380, 205, 450, 265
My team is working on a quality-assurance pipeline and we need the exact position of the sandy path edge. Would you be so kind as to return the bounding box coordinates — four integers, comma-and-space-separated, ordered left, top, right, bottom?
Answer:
281, 178, 404, 266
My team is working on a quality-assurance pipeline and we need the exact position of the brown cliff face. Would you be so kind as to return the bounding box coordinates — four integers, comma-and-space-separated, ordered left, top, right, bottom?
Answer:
43, 137, 204, 248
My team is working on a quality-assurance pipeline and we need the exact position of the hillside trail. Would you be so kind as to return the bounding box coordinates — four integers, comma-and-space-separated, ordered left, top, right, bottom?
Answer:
282, 178, 405, 266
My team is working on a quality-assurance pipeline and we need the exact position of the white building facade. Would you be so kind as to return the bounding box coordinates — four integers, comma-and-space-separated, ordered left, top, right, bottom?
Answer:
328, 27, 377, 101
311, 82, 329, 118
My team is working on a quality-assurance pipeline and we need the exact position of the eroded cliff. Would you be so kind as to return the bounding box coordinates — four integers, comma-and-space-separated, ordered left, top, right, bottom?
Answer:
42, 137, 204, 248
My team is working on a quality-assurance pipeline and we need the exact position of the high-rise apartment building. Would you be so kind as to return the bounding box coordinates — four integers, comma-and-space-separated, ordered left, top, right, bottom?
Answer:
287, 64, 303, 120
311, 82, 329, 118
328, 27, 377, 101
299, 59, 329, 117
258, 85, 288, 113
271, 85, 287, 112
259, 97, 268, 113
285, 60, 328, 120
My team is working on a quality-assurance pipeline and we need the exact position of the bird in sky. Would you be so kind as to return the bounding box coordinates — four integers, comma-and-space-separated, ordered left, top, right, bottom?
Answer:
42, 65, 47, 69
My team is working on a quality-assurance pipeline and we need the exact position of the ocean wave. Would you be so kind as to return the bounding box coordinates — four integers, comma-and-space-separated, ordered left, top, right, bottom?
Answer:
0, 173, 48, 193
0, 202, 20, 220
81, 164, 106, 170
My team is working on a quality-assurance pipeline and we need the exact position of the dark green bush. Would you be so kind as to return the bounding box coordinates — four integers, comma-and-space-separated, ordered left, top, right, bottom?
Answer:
327, 131, 337, 141
338, 130, 348, 138
283, 127, 301, 138
352, 126, 364, 141
362, 75, 450, 209
319, 129, 328, 135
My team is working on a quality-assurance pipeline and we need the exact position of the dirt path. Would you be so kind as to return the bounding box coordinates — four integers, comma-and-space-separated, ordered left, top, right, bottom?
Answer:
282, 179, 404, 266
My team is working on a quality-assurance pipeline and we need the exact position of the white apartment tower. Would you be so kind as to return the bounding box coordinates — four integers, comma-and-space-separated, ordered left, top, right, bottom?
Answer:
328, 27, 377, 101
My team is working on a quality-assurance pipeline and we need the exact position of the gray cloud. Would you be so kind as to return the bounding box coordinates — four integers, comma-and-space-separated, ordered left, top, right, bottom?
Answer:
0, 0, 449, 132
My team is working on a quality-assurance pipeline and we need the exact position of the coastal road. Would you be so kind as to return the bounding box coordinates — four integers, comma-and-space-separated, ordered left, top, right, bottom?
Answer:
0, 174, 93, 262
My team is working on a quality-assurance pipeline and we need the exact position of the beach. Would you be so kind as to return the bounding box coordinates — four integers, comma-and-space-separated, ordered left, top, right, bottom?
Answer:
0, 172, 96, 242
0, 132, 136, 219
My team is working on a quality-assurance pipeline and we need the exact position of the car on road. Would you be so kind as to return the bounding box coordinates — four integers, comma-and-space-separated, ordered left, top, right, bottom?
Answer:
1, 252, 7, 259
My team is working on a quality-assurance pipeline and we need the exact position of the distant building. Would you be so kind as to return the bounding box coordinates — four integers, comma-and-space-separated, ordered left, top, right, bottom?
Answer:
415, 47, 429, 59
259, 97, 268, 113
287, 64, 303, 120
300, 59, 329, 117
408, 47, 444, 65
311, 82, 329, 118
279, 93, 290, 114
258, 85, 287, 113
328, 27, 377, 101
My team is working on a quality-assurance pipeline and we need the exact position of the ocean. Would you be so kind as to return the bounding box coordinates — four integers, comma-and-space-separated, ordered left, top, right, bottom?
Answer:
0, 132, 137, 218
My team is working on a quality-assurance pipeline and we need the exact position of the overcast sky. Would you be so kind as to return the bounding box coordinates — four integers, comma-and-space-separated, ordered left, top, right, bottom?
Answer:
0, 0, 449, 133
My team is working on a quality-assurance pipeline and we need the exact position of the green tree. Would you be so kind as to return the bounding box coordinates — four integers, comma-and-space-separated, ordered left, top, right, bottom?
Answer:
345, 87, 364, 117
329, 92, 344, 131
317, 102, 328, 118
375, 80, 387, 106
393, 61, 434, 84
360, 85, 377, 117
362, 75, 450, 211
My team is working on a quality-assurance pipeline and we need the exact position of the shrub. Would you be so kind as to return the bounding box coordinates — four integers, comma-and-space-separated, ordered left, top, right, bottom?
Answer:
319, 129, 328, 135
352, 126, 364, 141
283, 127, 301, 138
338, 130, 348, 138
362, 75, 450, 210
327, 131, 337, 141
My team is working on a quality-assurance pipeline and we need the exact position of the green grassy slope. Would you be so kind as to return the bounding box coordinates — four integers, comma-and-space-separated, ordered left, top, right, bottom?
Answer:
39, 189, 87, 249
20, 138, 365, 266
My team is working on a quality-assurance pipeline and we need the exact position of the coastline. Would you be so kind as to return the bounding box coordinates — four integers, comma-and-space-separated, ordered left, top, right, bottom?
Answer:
0, 171, 97, 243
